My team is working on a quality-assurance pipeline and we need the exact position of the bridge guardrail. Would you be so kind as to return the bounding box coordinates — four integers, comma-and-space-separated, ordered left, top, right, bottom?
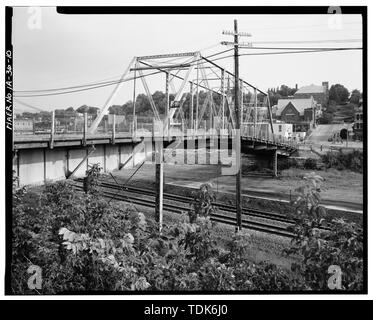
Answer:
15, 113, 298, 150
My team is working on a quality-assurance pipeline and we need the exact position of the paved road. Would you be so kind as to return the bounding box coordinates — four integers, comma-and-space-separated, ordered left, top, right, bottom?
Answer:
307, 124, 345, 143
305, 124, 363, 150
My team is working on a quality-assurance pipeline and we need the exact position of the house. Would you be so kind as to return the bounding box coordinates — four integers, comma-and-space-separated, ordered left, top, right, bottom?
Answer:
272, 121, 293, 139
14, 118, 34, 132
274, 97, 317, 132
294, 82, 329, 107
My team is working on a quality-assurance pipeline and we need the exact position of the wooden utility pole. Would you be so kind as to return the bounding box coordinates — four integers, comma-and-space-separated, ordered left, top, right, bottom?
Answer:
221, 69, 225, 130
190, 82, 194, 130
254, 89, 257, 138
50, 110, 55, 149
155, 138, 164, 233
233, 20, 242, 231
132, 66, 137, 136
83, 112, 88, 146
196, 61, 199, 131
222, 20, 251, 231
166, 72, 170, 140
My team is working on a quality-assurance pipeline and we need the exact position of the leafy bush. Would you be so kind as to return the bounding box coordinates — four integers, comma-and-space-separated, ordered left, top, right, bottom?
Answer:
11, 169, 364, 293
285, 172, 364, 290
321, 150, 363, 173
303, 158, 318, 170
278, 158, 299, 171
188, 183, 216, 223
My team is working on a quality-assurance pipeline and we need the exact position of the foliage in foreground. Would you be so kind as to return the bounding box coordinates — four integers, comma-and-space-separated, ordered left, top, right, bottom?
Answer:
11, 171, 363, 293
321, 150, 363, 173
285, 172, 363, 290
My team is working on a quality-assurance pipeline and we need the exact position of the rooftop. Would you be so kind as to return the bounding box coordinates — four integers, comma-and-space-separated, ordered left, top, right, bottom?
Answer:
295, 84, 326, 95
275, 97, 315, 116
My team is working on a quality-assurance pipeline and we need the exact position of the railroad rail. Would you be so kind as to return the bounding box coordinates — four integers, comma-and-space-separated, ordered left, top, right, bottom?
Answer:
71, 178, 296, 238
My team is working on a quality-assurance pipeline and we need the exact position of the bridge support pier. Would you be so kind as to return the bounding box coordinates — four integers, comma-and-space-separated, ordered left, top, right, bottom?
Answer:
273, 149, 278, 177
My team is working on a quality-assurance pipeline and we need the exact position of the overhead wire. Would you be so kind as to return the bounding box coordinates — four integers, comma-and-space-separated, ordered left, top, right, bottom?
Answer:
239, 46, 362, 50
14, 46, 361, 99
208, 47, 362, 63
251, 39, 362, 45
14, 70, 165, 98
15, 48, 234, 97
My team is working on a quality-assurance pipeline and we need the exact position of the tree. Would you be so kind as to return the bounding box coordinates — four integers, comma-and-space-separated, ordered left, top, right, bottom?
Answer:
267, 85, 297, 105
109, 104, 126, 115
268, 91, 282, 106
329, 84, 350, 104
135, 94, 152, 116
349, 89, 362, 105
76, 105, 89, 113
21, 111, 36, 119
278, 84, 297, 97
76, 105, 99, 114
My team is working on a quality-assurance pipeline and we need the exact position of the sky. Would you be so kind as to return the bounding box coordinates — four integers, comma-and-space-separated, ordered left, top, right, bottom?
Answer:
12, 7, 363, 113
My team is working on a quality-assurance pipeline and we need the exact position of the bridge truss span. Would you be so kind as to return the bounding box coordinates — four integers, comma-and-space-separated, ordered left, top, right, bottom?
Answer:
85, 51, 295, 152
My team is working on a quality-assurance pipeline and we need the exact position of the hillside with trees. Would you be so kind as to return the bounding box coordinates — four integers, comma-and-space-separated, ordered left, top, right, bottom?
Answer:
320, 84, 361, 124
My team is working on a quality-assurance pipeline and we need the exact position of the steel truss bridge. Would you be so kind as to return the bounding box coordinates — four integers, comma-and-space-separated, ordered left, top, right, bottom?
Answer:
82, 51, 296, 153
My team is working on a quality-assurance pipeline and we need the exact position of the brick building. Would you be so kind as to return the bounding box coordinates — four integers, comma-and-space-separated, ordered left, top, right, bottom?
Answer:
294, 82, 329, 107
274, 97, 317, 132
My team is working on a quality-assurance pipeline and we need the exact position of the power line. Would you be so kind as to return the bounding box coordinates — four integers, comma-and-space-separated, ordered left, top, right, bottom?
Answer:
240, 47, 363, 56
208, 47, 362, 62
252, 39, 362, 45
14, 46, 361, 98
14, 49, 234, 96
249, 21, 362, 31
14, 98, 46, 112
14, 70, 166, 98
15, 77, 126, 93
239, 46, 363, 50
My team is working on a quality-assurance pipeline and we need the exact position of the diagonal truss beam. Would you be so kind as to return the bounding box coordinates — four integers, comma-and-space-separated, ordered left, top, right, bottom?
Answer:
197, 94, 211, 126
168, 53, 200, 124
88, 57, 136, 134
266, 94, 274, 135
200, 66, 218, 118
138, 69, 161, 121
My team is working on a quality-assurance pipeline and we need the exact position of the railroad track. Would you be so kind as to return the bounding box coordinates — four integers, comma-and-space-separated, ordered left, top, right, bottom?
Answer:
71, 179, 295, 238
76, 178, 293, 224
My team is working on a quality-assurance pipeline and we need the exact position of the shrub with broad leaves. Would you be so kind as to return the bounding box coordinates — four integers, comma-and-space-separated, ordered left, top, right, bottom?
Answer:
11, 169, 363, 293
285, 172, 363, 290
189, 183, 216, 223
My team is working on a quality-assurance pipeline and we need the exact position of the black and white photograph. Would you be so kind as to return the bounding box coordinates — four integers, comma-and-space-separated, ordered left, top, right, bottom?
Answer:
4, 5, 367, 297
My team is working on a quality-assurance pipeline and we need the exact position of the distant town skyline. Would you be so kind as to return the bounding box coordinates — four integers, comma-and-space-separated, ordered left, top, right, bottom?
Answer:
13, 7, 363, 113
